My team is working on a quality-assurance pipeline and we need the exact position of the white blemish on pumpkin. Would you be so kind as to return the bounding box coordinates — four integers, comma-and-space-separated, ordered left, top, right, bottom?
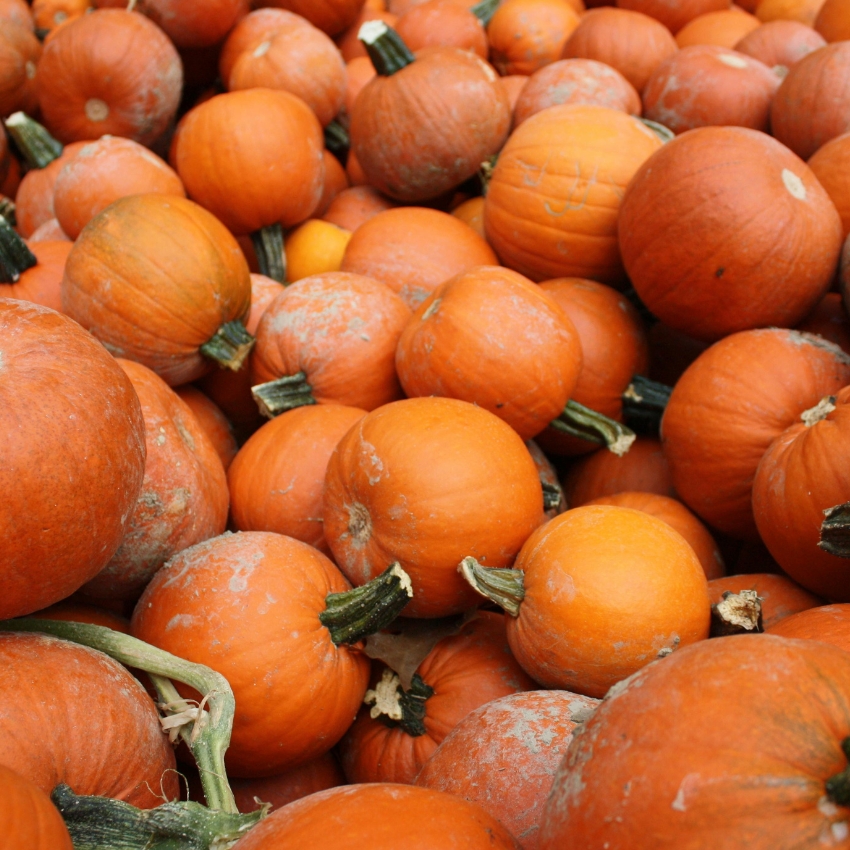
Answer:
422, 298, 441, 321
832, 822, 849, 841
717, 53, 748, 69
85, 98, 110, 122
819, 798, 840, 818
345, 502, 372, 547
253, 40, 271, 57
782, 169, 807, 200
25, 60, 35, 79
672, 787, 687, 811
165, 613, 194, 631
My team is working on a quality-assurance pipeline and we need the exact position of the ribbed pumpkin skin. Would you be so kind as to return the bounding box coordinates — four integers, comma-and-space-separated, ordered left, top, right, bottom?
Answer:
538, 635, 850, 850
131, 531, 371, 778
674, 9, 760, 48
483, 104, 664, 284
0, 300, 146, 619
229, 783, 521, 850
808, 132, 850, 239
141, 0, 249, 49
415, 690, 600, 850
62, 193, 252, 386
0, 763, 73, 850
733, 19, 826, 69
767, 604, 850, 653
394, 0, 489, 58
323, 397, 544, 618
349, 47, 511, 202
707, 573, 823, 629
619, 126, 843, 341
660, 329, 850, 540
3, 240, 71, 313
0, 632, 178, 807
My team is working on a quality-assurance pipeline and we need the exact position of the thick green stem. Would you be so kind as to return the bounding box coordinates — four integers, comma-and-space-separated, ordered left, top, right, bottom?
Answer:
199, 320, 255, 372
319, 563, 414, 645
250, 223, 286, 283
0, 213, 37, 282
251, 371, 315, 418
826, 738, 850, 806
0, 618, 238, 816
549, 400, 636, 456
471, 0, 500, 26
4, 111, 63, 168
359, 20, 415, 76
622, 374, 673, 437
363, 669, 434, 737
458, 556, 524, 617
542, 480, 564, 513
820, 502, 850, 558
0, 195, 16, 227
324, 119, 350, 164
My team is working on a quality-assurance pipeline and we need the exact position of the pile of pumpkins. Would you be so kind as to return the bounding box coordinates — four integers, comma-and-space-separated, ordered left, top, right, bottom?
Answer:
2, 0, 850, 847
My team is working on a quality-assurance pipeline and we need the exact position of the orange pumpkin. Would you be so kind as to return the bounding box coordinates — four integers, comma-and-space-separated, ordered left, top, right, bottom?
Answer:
394, 0, 490, 58
755, 0, 826, 25
733, 19, 826, 69
815, 0, 850, 41
796, 292, 850, 355
616, 0, 731, 33
140, 0, 249, 49
808, 132, 850, 239
254, 0, 365, 36
766, 604, 850, 651
0, 21, 40, 118
321, 184, 396, 231
675, 8, 760, 47
175, 385, 239, 471
0, 763, 73, 850
0, 234, 71, 313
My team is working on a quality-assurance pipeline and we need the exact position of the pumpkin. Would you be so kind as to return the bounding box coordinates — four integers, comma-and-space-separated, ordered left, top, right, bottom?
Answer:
321, 185, 396, 231
615, 0, 731, 34
228, 404, 367, 553
0, 21, 40, 118
815, 0, 850, 41
394, 0, 490, 58
450, 195, 485, 237
707, 572, 823, 628
62, 193, 254, 387
175, 385, 240, 471
323, 396, 544, 618
674, 8, 760, 47
0, 0, 34, 30
513, 59, 641, 127
755, 0, 826, 25
283, 219, 352, 281
660, 329, 850, 539
462, 504, 711, 697
30, 600, 131, 632
484, 104, 664, 285
796, 292, 850, 355
312, 151, 350, 219
131, 530, 412, 777
561, 7, 679, 93
31, 0, 95, 33
0, 299, 145, 619
415, 690, 600, 850
349, 22, 510, 202
0, 763, 73, 850
752, 387, 850, 600
139, 0, 249, 49
0, 631, 178, 806
52, 135, 186, 240
619, 126, 843, 341
252, 0, 365, 36
336, 7, 398, 62
34, 9, 182, 146
766, 604, 850, 653
338, 611, 536, 784
733, 19, 826, 69
394, 265, 584, 441
340, 54, 377, 120
538, 634, 850, 849
26, 218, 69, 242
808, 132, 850, 239
0, 230, 71, 313
771, 42, 850, 160
228, 783, 520, 850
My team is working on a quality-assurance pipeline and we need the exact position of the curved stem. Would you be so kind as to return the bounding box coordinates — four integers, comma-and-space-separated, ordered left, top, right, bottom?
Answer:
826, 738, 850, 806
819, 502, 850, 558
251, 371, 315, 418
250, 223, 286, 283
320, 563, 413, 646
359, 20, 415, 76
471, 0, 500, 26
324, 119, 350, 164
200, 320, 255, 372
364, 669, 434, 737
549, 400, 636, 456
458, 556, 524, 617
0, 214, 37, 282
622, 374, 672, 437
4, 111, 64, 169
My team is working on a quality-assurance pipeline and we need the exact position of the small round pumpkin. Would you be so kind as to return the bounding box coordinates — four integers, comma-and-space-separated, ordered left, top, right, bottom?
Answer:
0, 763, 74, 850
674, 8, 760, 48
733, 19, 826, 69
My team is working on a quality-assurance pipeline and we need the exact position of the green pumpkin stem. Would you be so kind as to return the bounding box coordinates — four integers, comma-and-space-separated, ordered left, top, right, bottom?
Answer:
471, 0, 500, 27
0, 196, 16, 227
549, 400, 636, 456
819, 502, 850, 558
4, 111, 64, 169
364, 669, 434, 737
320, 563, 414, 646
251, 371, 316, 419
458, 556, 525, 617
199, 320, 255, 372
250, 223, 286, 283
640, 118, 675, 144
542, 480, 564, 513
826, 737, 850, 806
0, 213, 37, 283
621, 374, 673, 437
324, 119, 350, 163
0, 618, 239, 816
359, 20, 415, 76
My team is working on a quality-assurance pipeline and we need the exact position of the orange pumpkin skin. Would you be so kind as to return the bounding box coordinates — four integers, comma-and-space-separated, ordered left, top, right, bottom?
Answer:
0, 0, 34, 31
585, 492, 725, 579
771, 42, 850, 161
81, 359, 229, 605
34, 9, 183, 146
394, 0, 489, 58
796, 292, 850, 355
0, 21, 41, 118
619, 127, 843, 341
767, 604, 850, 651
218, 7, 290, 82
674, 8, 760, 47
253, 0, 364, 36
755, 0, 825, 26
31, 600, 131, 633
513, 59, 641, 127
538, 635, 850, 850
0, 300, 146, 619
660, 329, 850, 540
0, 632, 178, 807
561, 7, 678, 93
415, 690, 600, 850
615, 0, 730, 34
483, 104, 664, 285
0, 763, 73, 850
340, 206, 497, 308
62, 194, 252, 387
52, 135, 186, 240
395, 266, 584, 441
505, 505, 710, 697
733, 19, 826, 69
808, 132, 850, 240
642, 46, 781, 135
336, 8, 398, 62
815, 0, 850, 41
228, 404, 367, 553
175, 385, 239, 471
339, 611, 537, 784
322, 185, 396, 232
753, 386, 850, 600
3, 239, 71, 313
131, 531, 371, 777
323, 397, 544, 618
708, 572, 823, 628
350, 47, 510, 203
140, 0, 249, 49
228, 783, 521, 850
